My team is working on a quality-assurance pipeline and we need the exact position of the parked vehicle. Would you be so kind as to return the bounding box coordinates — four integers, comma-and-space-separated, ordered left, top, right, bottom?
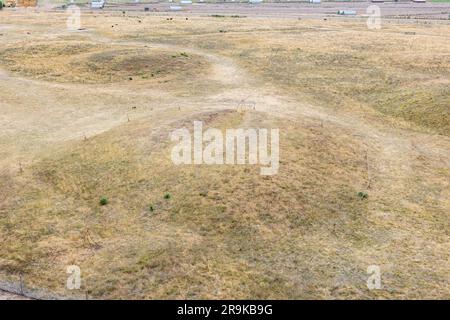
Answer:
91, 0, 105, 9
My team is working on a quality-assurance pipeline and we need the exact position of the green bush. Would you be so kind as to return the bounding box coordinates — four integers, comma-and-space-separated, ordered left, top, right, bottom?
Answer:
357, 191, 368, 200
99, 196, 109, 206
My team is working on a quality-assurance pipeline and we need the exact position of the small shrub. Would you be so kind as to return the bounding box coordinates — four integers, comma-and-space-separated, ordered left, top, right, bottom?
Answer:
99, 196, 108, 206
357, 192, 368, 200
164, 193, 171, 200
148, 205, 154, 212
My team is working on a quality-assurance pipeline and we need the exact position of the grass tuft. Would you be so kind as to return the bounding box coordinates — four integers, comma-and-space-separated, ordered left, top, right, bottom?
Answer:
99, 196, 109, 206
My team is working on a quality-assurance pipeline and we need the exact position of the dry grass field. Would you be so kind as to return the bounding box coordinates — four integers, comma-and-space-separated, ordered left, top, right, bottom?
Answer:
0, 8, 449, 299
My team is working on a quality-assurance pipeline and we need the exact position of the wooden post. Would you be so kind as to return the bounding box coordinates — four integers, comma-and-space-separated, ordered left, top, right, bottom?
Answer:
19, 273, 24, 295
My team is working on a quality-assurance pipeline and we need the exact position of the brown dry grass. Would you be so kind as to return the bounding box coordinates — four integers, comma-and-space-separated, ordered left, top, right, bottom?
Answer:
0, 12, 448, 299
142, 19, 450, 135
0, 42, 209, 83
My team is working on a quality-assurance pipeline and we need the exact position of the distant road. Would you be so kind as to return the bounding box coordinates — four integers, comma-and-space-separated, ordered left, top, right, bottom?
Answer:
96, 2, 450, 20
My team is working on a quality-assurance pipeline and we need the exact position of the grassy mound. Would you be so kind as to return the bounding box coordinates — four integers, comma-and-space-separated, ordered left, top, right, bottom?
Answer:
1, 106, 448, 299
0, 110, 373, 299
0, 42, 209, 84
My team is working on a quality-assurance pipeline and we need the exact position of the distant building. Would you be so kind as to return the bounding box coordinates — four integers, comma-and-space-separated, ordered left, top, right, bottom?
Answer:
18, 0, 37, 7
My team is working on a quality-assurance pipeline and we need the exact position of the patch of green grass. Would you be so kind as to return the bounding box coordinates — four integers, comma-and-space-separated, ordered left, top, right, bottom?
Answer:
99, 196, 109, 206
357, 191, 368, 200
